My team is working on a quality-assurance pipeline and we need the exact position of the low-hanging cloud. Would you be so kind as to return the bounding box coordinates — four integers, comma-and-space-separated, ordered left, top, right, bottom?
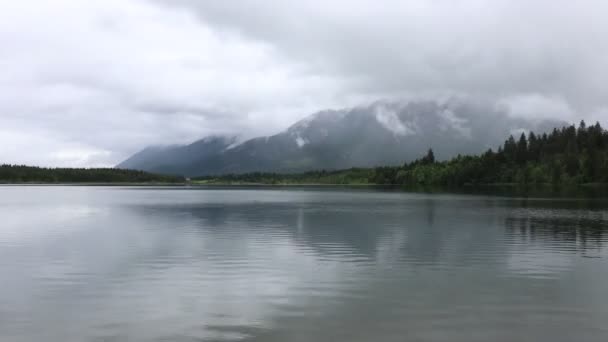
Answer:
1, 0, 607, 166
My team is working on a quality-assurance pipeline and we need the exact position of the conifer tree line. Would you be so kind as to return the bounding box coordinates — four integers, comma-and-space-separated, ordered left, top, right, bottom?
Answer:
0, 165, 184, 183
199, 121, 608, 186
372, 121, 608, 185
3, 122, 607, 185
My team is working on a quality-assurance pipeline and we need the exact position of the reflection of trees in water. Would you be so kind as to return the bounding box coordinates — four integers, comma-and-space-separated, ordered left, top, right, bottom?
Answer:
135, 198, 503, 267
127, 198, 608, 342
134, 202, 399, 260
505, 210, 608, 252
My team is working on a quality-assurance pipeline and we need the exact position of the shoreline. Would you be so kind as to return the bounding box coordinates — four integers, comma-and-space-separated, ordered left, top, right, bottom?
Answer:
191, 182, 608, 187
0, 182, 187, 186
1, 182, 607, 187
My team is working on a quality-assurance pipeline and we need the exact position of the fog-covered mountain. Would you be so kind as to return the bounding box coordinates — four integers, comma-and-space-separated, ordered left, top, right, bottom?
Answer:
118, 100, 565, 176
118, 136, 238, 174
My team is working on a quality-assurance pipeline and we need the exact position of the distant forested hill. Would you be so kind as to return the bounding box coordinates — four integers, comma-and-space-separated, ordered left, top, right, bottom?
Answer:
0, 165, 184, 184
196, 121, 608, 186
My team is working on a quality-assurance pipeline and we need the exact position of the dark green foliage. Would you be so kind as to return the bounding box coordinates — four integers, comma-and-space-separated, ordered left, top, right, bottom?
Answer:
392, 121, 608, 186
516, 133, 528, 164
0, 165, 184, 184
197, 122, 608, 186
421, 149, 435, 165
195, 168, 373, 185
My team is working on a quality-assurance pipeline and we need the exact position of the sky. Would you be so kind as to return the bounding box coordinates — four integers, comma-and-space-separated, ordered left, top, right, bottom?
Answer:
1, 0, 607, 167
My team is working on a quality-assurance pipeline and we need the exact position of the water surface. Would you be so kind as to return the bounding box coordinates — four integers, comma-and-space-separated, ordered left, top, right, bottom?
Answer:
1, 186, 607, 341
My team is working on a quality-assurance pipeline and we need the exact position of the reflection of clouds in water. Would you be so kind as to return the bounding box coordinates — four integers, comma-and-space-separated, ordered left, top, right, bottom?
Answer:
506, 250, 572, 278
375, 229, 408, 265
3, 187, 608, 341
0, 205, 105, 245
2, 198, 373, 341
89, 221, 368, 341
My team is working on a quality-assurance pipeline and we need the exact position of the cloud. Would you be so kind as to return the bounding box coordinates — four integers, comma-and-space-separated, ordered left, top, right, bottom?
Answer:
1, 0, 607, 166
162, 0, 608, 106
374, 105, 416, 137
0, 0, 348, 166
498, 94, 575, 121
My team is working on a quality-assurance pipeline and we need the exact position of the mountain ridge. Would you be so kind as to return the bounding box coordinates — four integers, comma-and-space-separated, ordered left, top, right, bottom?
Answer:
118, 100, 566, 176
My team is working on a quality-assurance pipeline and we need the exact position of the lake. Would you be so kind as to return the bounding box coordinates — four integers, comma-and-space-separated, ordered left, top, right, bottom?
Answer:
1, 186, 607, 341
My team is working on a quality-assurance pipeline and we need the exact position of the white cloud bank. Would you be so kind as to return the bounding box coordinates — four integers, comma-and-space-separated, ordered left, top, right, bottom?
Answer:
1, 0, 607, 166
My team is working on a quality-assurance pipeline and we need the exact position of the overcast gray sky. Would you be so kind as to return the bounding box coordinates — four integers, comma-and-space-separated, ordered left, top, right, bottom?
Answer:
1, 0, 607, 167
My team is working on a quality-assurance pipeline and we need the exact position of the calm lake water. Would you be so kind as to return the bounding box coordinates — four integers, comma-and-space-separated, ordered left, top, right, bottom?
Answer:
1, 186, 608, 342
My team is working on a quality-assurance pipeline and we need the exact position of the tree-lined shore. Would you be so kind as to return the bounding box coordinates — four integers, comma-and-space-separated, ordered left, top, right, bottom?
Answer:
3, 121, 607, 187
0, 165, 184, 184
195, 121, 608, 186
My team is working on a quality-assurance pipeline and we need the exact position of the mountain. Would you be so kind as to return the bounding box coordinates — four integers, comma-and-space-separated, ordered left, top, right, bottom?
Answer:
118, 100, 565, 176
117, 136, 238, 174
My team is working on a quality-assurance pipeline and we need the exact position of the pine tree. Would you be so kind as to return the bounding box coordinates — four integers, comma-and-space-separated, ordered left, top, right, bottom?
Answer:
528, 132, 540, 162
503, 135, 517, 162
516, 133, 528, 164
422, 148, 435, 165
564, 138, 580, 177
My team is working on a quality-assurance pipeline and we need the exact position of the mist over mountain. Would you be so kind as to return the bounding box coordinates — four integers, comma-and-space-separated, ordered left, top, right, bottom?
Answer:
118, 136, 238, 175
118, 100, 565, 176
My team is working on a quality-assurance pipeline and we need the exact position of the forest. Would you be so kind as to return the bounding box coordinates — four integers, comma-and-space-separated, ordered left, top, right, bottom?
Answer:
195, 121, 608, 186
3, 121, 607, 186
0, 165, 184, 184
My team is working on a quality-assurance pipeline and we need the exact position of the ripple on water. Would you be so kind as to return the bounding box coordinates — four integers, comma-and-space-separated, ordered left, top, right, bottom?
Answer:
1, 187, 608, 342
